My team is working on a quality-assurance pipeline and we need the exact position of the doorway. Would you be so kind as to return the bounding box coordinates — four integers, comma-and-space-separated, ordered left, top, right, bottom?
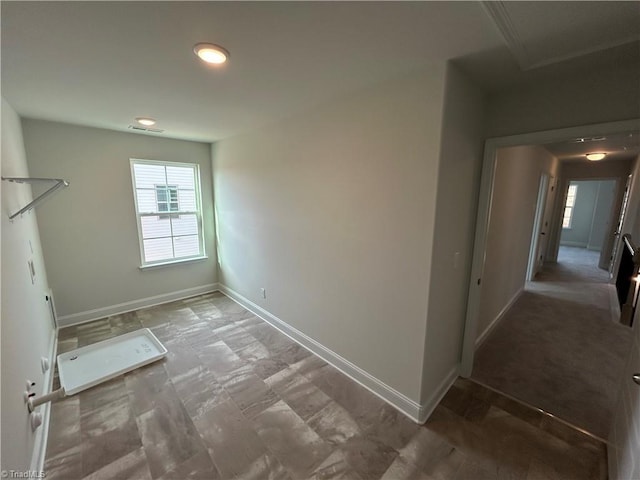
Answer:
461, 119, 640, 376
558, 179, 618, 272
526, 173, 554, 282
461, 122, 630, 438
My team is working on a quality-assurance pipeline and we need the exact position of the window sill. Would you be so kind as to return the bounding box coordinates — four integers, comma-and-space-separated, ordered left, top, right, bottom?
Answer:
139, 256, 208, 270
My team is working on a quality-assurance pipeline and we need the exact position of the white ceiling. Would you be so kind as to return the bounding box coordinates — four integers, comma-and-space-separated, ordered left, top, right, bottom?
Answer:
2, 1, 639, 143
544, 131, 640, 164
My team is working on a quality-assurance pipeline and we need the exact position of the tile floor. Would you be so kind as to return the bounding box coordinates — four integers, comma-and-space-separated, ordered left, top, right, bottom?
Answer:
44, 292, 607, 479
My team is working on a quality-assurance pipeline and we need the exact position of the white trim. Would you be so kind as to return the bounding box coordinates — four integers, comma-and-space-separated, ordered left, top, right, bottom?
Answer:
29, 326, 58, 472
138, 255, 208, 270
218, 283, 433, 423
460, 119, 640, 378
130, 159, 206, 268
475, 287, 524, 349
417, 367, 458, 423
57, 283, 219, 327
527, 173, 550, 282
47, 288, 59, 329
482, 1, 639, 71
481, 1, 530, 69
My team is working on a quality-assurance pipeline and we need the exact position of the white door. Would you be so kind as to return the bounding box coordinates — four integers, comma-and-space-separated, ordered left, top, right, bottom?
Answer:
608, 305, 640, 480
526, 174, 551, 281
536, 175, 556, 276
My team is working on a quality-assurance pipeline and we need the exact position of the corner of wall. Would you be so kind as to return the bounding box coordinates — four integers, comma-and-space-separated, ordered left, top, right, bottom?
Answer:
1, 97, 56, 472
419, 61, 487, 405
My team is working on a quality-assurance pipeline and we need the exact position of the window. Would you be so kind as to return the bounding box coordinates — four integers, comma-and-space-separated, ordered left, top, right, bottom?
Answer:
130, 159, 205, 266
562, 184, 578, 229
156, 185, 179, 213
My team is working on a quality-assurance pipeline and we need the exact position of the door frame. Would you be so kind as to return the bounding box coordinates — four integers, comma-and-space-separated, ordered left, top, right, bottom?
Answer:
555, 177, 620, 269
526, 172, 550, 281
609, 174, 633, 274
460, 118, 640, 377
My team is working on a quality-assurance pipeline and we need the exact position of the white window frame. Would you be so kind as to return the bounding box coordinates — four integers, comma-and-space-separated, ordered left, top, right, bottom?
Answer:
562, 183, 578, 229
155, 184, 179, 213
130, 158, 206, 268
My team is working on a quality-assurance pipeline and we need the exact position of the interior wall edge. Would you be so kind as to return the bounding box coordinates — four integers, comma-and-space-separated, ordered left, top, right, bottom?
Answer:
2, 97, 56, 472
417, 366, 459, 424
218, 283, 428, 424
56, 283, 219, 328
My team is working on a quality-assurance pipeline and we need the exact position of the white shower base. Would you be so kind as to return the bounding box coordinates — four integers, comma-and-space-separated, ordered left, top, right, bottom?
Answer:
57, 328, 167, 395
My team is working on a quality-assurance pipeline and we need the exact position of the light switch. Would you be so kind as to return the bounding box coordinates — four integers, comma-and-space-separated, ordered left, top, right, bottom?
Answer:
453, 252, 461, 269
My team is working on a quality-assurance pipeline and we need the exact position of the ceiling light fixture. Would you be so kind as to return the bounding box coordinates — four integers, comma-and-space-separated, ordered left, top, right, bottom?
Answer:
135, 117, 156, 126
586, 153, 606, 161
193, 43, 229, 64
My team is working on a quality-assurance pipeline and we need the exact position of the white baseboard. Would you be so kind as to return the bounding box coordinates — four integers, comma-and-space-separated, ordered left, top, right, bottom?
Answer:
475, 287, 524, 349
29, 327, 58, 472
219, 283, 448, 424
417, 367, 458, 423
57, 283, 220, 327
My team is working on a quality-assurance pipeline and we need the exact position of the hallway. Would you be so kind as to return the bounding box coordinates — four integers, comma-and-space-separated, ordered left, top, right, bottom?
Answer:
471, 246, 633, 440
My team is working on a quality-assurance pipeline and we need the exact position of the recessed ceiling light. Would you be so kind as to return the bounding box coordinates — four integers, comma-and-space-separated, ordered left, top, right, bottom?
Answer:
586, 153, 606, 161
135, 117, 156, 126
194, 43, 229, 64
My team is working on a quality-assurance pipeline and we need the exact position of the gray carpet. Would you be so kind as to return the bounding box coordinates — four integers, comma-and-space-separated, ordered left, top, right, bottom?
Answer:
472, 247, 633, 439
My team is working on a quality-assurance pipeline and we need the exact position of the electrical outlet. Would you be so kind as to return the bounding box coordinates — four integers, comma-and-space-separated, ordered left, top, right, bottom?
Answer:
260, 288, 266, 299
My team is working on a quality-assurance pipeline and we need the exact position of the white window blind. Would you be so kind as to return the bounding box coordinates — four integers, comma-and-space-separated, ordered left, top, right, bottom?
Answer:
130, 159, 205, 266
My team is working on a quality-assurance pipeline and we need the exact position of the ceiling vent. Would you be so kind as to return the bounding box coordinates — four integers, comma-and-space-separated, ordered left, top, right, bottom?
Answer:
128, 125, 164, 134
570, 136, 607, 143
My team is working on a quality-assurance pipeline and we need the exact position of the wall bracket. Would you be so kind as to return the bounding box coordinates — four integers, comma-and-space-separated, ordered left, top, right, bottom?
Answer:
1, 177, 69, 220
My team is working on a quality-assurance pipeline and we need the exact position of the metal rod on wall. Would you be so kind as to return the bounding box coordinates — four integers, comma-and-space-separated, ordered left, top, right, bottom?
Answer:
1, 177, 70, 220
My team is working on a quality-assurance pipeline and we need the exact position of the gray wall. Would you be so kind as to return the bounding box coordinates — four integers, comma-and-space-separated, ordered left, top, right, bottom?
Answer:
1, 99, 55, 472
560, 180, 616, 250
560, 180, 599, 247
476, 145, 558, 341
22, 120, 217, 320
420, 64, 486, 403
588, 180, 616, 251
213, 66, 447, 402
